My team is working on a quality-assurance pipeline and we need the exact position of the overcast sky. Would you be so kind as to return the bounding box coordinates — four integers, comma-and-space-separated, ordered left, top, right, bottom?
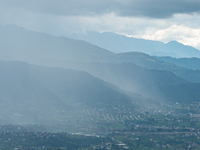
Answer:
0, 0, 200, 50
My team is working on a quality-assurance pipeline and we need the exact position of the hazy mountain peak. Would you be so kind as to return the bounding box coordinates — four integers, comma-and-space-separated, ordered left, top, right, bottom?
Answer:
68, 31, 200, 58
166, 40, 187, 48
166, 40, 180, 44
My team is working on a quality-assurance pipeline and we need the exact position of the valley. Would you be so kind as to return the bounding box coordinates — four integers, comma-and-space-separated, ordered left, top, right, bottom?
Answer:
0, 101, 200, 149
0, 25, 200, 149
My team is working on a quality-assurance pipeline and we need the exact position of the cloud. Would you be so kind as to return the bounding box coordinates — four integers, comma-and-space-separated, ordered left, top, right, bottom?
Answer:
1, 0, 200, 18
138, 24, 200, 50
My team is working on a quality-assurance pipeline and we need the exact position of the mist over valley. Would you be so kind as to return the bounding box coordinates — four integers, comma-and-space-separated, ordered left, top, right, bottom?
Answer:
1, 25, 200, 149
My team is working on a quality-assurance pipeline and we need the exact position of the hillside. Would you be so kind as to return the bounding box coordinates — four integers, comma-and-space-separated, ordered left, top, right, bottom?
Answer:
159, 83, 200, 103
0, 25, 118, 63
156, 56, 200, 70
0, 61, 134, 124
2, 25, 199, 84
1, 25, 200, 106
70, 62, 187, 100
117, 52, 200, 83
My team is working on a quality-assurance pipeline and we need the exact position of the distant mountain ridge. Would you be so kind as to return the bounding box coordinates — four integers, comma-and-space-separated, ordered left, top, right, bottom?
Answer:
1, 24, 200, 107
116, 52, 200, 83
68, 31, 200, 58
156, 56, 200, 70
0, 25, 118, 63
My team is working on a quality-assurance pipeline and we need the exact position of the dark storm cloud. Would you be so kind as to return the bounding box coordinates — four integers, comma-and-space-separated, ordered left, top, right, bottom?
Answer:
0, 0, 118, 16
1, 0, 200, 18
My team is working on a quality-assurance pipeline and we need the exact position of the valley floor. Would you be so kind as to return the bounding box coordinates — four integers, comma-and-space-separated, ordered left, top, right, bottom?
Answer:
1, 102, 200, 149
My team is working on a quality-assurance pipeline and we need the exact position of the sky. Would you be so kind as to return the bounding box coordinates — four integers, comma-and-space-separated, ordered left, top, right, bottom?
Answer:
0, 0, 200, 50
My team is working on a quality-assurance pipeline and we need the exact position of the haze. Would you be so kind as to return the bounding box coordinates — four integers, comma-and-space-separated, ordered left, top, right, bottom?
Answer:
1, 1, 200, 149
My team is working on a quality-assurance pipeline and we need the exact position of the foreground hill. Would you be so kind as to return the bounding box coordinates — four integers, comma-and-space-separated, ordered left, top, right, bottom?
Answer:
0, 61, 134, 124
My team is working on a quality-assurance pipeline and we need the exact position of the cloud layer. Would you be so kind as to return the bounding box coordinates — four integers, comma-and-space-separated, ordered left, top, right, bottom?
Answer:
1, 0, 200, 18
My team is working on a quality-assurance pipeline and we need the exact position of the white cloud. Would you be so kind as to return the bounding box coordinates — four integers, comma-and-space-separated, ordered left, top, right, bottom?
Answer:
136, 25, 200, 50
1, 0, 200, 18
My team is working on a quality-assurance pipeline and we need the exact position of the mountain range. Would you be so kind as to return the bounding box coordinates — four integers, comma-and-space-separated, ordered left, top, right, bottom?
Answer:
1, 24, 200, 124
68, 31, 200, 58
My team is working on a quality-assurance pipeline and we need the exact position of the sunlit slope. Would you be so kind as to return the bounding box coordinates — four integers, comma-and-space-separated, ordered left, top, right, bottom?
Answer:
71, 62, 188, 101
29, 63, 133, 107
49, 59, 199, 104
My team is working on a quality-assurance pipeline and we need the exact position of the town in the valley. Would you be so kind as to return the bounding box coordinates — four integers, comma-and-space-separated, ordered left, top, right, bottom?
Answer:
1, 102, 200, 150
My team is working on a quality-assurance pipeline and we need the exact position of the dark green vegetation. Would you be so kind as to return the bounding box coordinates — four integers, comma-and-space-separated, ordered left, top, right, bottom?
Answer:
0, 125, 111, 150
1, 25, 200, 149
